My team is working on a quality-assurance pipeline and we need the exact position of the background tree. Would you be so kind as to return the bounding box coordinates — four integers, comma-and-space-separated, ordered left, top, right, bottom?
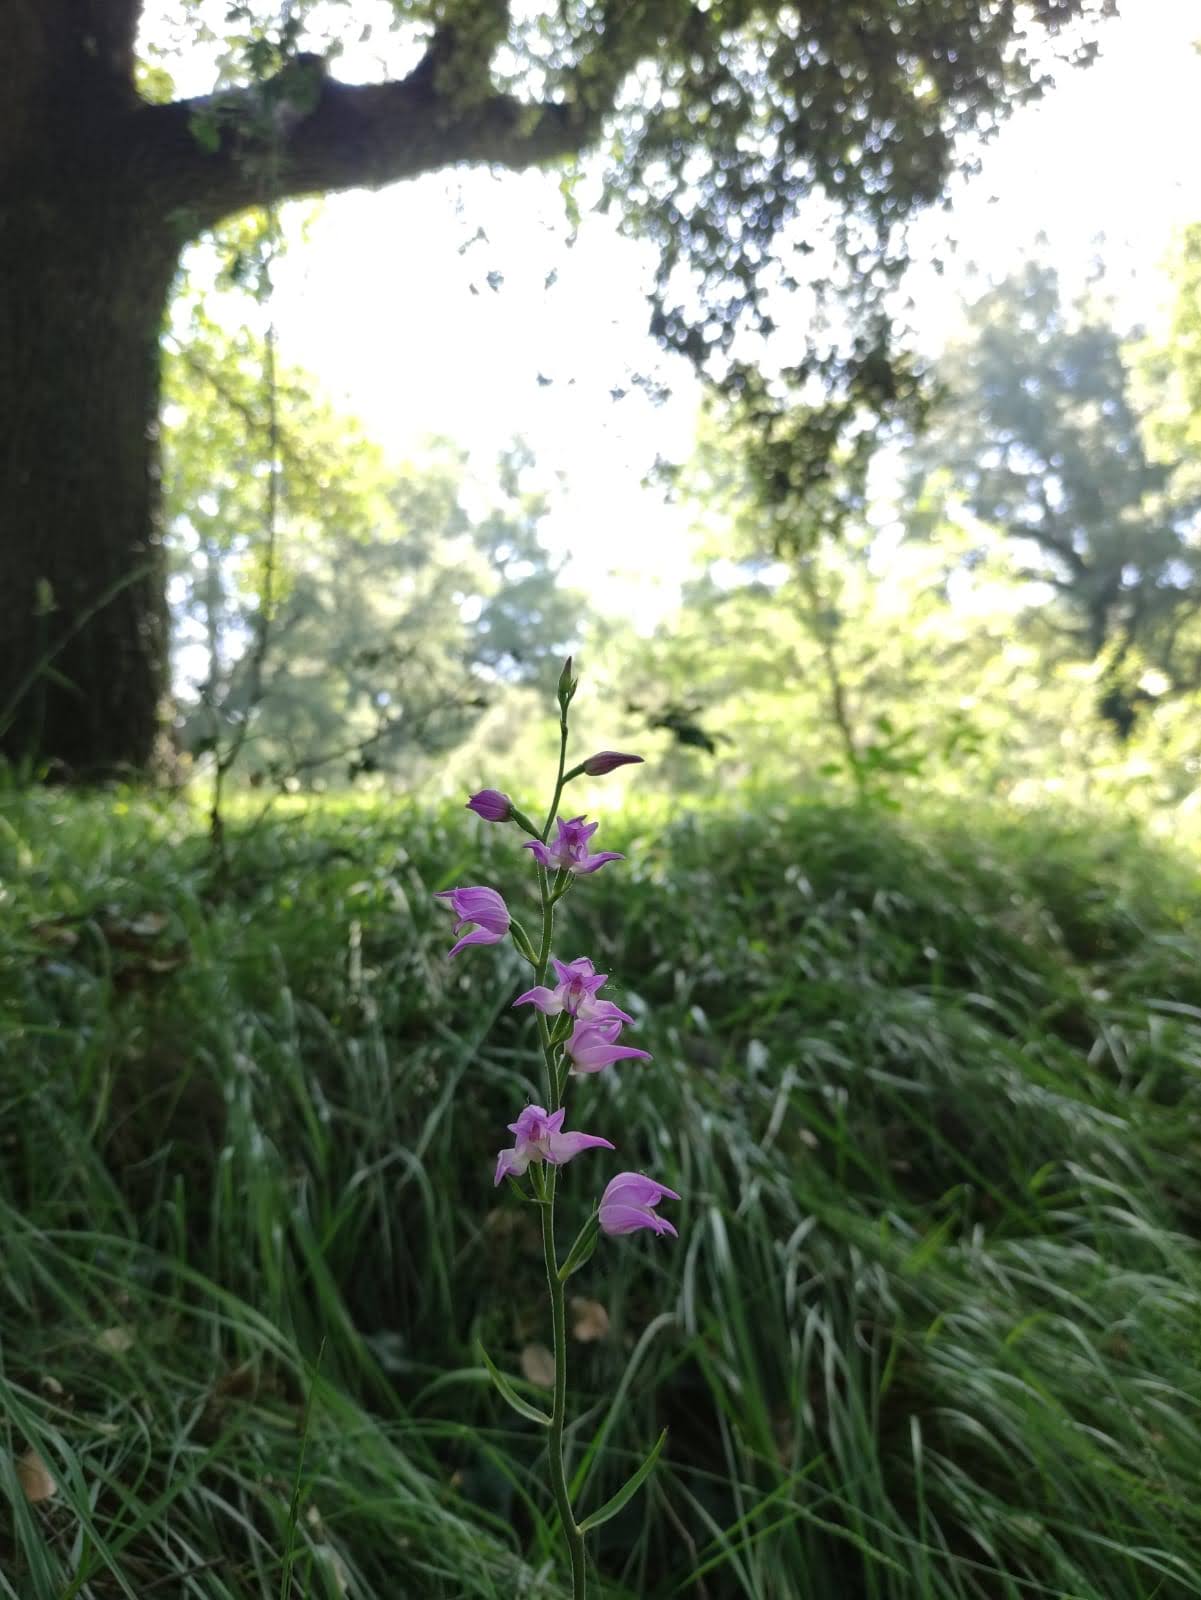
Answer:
0, 0, 1113, 775
904, 261, 1201, 731
165, 313, 581, 783
1138, 222, 1201, 502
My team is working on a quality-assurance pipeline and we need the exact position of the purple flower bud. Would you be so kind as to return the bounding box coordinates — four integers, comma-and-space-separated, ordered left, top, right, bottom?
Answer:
433, 885, 510, 959
598, 1172, 679, 1238
582, 751, 644, 777
466, 789, 513, 823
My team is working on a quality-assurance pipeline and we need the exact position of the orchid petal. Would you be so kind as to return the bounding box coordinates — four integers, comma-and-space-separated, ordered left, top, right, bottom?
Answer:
494, 1146, 530, 1186
575, 851, 625, 874
448, 926, 505, 959
547, 1131, 616, 1164
597, 1203, 678, 1237
513, 986, 562, 1014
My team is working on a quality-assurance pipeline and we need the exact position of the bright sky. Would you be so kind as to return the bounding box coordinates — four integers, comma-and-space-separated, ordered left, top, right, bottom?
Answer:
190, 1, 1201, 622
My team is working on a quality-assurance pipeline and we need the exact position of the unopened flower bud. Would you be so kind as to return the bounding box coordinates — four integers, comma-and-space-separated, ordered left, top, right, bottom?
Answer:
582, 750, 643, 777
557, 655, 578, 708
466, 789, 513, 823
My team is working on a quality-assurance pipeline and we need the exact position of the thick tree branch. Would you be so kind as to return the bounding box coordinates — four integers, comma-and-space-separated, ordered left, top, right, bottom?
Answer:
141, 45, 604, 236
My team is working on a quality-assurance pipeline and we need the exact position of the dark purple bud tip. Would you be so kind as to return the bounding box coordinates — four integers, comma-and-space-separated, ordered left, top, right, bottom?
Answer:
582, 750, 644, 777
466, 789, 513, 823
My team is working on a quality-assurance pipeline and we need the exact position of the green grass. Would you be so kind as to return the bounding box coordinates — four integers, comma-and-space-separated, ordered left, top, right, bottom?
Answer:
2, 785, 1201, 1597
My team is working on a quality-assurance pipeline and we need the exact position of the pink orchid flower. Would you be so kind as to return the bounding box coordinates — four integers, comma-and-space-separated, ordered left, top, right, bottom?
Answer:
513, 955, 633, 1024
566, 1016, 652, 1076
524, 815, 623, 876
494, 1105, 615, 1186
598, 1172, 680, 1238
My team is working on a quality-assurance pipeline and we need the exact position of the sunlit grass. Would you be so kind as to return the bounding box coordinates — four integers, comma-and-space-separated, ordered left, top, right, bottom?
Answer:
2, 784, 1200, 1596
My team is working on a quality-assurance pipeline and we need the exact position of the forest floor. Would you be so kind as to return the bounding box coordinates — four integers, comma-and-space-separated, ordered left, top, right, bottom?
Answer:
2, 787, 1201, 1599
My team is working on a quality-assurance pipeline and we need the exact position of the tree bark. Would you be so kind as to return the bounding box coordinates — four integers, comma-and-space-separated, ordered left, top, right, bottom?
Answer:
0, 182, 180, 775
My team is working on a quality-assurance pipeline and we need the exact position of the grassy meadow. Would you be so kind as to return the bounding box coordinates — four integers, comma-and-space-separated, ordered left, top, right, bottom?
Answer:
2, 786, 1201, 1598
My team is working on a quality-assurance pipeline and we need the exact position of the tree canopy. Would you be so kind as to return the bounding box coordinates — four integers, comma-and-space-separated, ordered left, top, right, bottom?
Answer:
1, 0, 1115, 774
905, 260, 1201, 727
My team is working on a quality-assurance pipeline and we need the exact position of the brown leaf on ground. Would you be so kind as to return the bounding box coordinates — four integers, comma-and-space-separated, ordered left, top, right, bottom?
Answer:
570, 1297, 610, 1342
96, 1326, 134, 1355
17, 1450, 57, 1503
520, 1343, 556, 1389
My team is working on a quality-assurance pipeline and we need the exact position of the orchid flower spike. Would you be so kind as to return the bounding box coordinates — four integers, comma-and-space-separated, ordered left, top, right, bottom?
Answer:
567, 1016, 652, 1075
494, 1105, 615, 1186
598, 1172, 680, 1238
524, 815, 623, 876
513, 956, 633, 1024
466, 789, 513, 822
434, 885, 510, 959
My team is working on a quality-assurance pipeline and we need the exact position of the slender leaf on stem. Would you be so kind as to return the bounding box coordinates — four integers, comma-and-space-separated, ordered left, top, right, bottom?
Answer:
558, 1215, 600, 1282
578, 1430, 668, 1533
478, 1342, 552, 1427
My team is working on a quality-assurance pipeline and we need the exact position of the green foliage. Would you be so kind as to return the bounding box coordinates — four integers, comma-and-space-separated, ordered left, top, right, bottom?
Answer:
622, 256, 1201, 815
1136, 221, 1201, 522
162, 301, 582, 785
905, 261, 1201, 720
4, 785, 1201, 1595
137, 0, 1118, 521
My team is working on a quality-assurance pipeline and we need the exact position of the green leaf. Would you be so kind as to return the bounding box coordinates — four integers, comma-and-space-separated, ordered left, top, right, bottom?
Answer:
478, 1342, 551, 1427
578, 1429, 667, 1532
558, 1214, 599, 1282
188, 109, 221, 154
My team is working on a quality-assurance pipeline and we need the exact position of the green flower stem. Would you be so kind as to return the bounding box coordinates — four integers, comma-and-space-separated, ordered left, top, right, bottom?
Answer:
533, 701, 586, 1597
541, 1170, 587, 1600
541, 711, 571, 845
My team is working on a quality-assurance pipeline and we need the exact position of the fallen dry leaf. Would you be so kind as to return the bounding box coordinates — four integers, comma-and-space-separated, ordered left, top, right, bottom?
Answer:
316, 1544, 350, 1597
17, 1449, 57, 1504
520, 1343, 556, 1389
570, 1297, 610, 1343
96, 1326, 134, 1355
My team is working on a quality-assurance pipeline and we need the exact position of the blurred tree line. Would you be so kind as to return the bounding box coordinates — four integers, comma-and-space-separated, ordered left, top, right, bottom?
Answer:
159, 226, 1201, 822
613, 237, 1201, 813
164, 275, 579, 788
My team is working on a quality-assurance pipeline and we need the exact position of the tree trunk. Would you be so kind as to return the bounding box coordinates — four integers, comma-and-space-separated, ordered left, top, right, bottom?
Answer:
0, 5, 596, 778
0, 193, 178, 775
